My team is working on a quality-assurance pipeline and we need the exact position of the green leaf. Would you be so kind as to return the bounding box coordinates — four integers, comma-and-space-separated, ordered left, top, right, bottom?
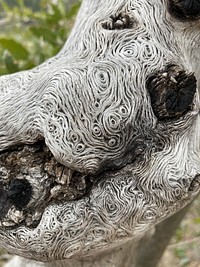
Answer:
66, 2, 81, 19
51, 3, 62, 20
0, 0, 11, 13
43, 3, 63, 24
4, 53, 20, 73
16, 0, 25, 8
0, 38, 29, 60
30, 27, 57, 45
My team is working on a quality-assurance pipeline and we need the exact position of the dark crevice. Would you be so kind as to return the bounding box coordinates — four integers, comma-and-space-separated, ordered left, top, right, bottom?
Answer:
168, 0, 200, 20
146, 64, 197, 120
0, 134, 147, 229
0, 141, 92, 228
102, 12, 136, 30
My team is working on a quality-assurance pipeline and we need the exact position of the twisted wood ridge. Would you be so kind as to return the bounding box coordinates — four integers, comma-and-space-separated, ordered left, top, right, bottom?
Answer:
0, 0, 200, 262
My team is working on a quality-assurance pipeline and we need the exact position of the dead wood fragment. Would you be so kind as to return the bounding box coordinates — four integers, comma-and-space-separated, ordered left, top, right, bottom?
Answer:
0, 141, 91, 227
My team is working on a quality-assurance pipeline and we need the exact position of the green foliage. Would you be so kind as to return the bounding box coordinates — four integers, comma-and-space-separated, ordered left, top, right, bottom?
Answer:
193, 217, 200, 224
0, 38, 29, 59
174, 247, 191, 266
0, 0, 81, 75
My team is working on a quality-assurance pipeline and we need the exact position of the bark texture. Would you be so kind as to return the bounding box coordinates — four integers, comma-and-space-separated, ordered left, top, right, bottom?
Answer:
4, 202, 192, 267
0, 0, 200, 265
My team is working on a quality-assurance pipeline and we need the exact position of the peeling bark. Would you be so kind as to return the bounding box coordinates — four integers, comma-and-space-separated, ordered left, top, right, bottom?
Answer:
0, 142, 91, 227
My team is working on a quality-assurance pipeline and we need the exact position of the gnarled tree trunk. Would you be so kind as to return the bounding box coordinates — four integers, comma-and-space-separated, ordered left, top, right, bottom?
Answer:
1, 0, 200, 266
4, 203, 192, 267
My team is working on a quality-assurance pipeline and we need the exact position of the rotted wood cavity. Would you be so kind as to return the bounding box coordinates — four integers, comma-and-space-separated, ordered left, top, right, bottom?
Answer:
102, 12, 135, 30
0, 141, 92, 228
0, 137, 146, 228
168, 0, 200, 20
146, 65, 197, 120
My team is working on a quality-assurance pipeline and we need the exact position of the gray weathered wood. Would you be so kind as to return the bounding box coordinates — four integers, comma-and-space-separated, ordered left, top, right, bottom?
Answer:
1, 0, 200, 266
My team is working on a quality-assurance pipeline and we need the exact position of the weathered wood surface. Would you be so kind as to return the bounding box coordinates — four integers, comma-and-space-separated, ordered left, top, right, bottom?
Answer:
0, 0, 200, 266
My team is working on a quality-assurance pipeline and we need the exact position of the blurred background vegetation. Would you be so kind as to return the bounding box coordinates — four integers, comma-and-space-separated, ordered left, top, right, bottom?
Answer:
0, 0, 80, 75
0, 1, 200, 267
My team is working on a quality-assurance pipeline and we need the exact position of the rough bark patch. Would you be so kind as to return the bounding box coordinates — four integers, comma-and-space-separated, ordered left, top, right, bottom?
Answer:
0, 141, 92, 227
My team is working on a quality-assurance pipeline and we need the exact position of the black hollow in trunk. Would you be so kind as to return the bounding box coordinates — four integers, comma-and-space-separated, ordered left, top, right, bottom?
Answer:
146, 65, 197, 120
168, 0, 200, 20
